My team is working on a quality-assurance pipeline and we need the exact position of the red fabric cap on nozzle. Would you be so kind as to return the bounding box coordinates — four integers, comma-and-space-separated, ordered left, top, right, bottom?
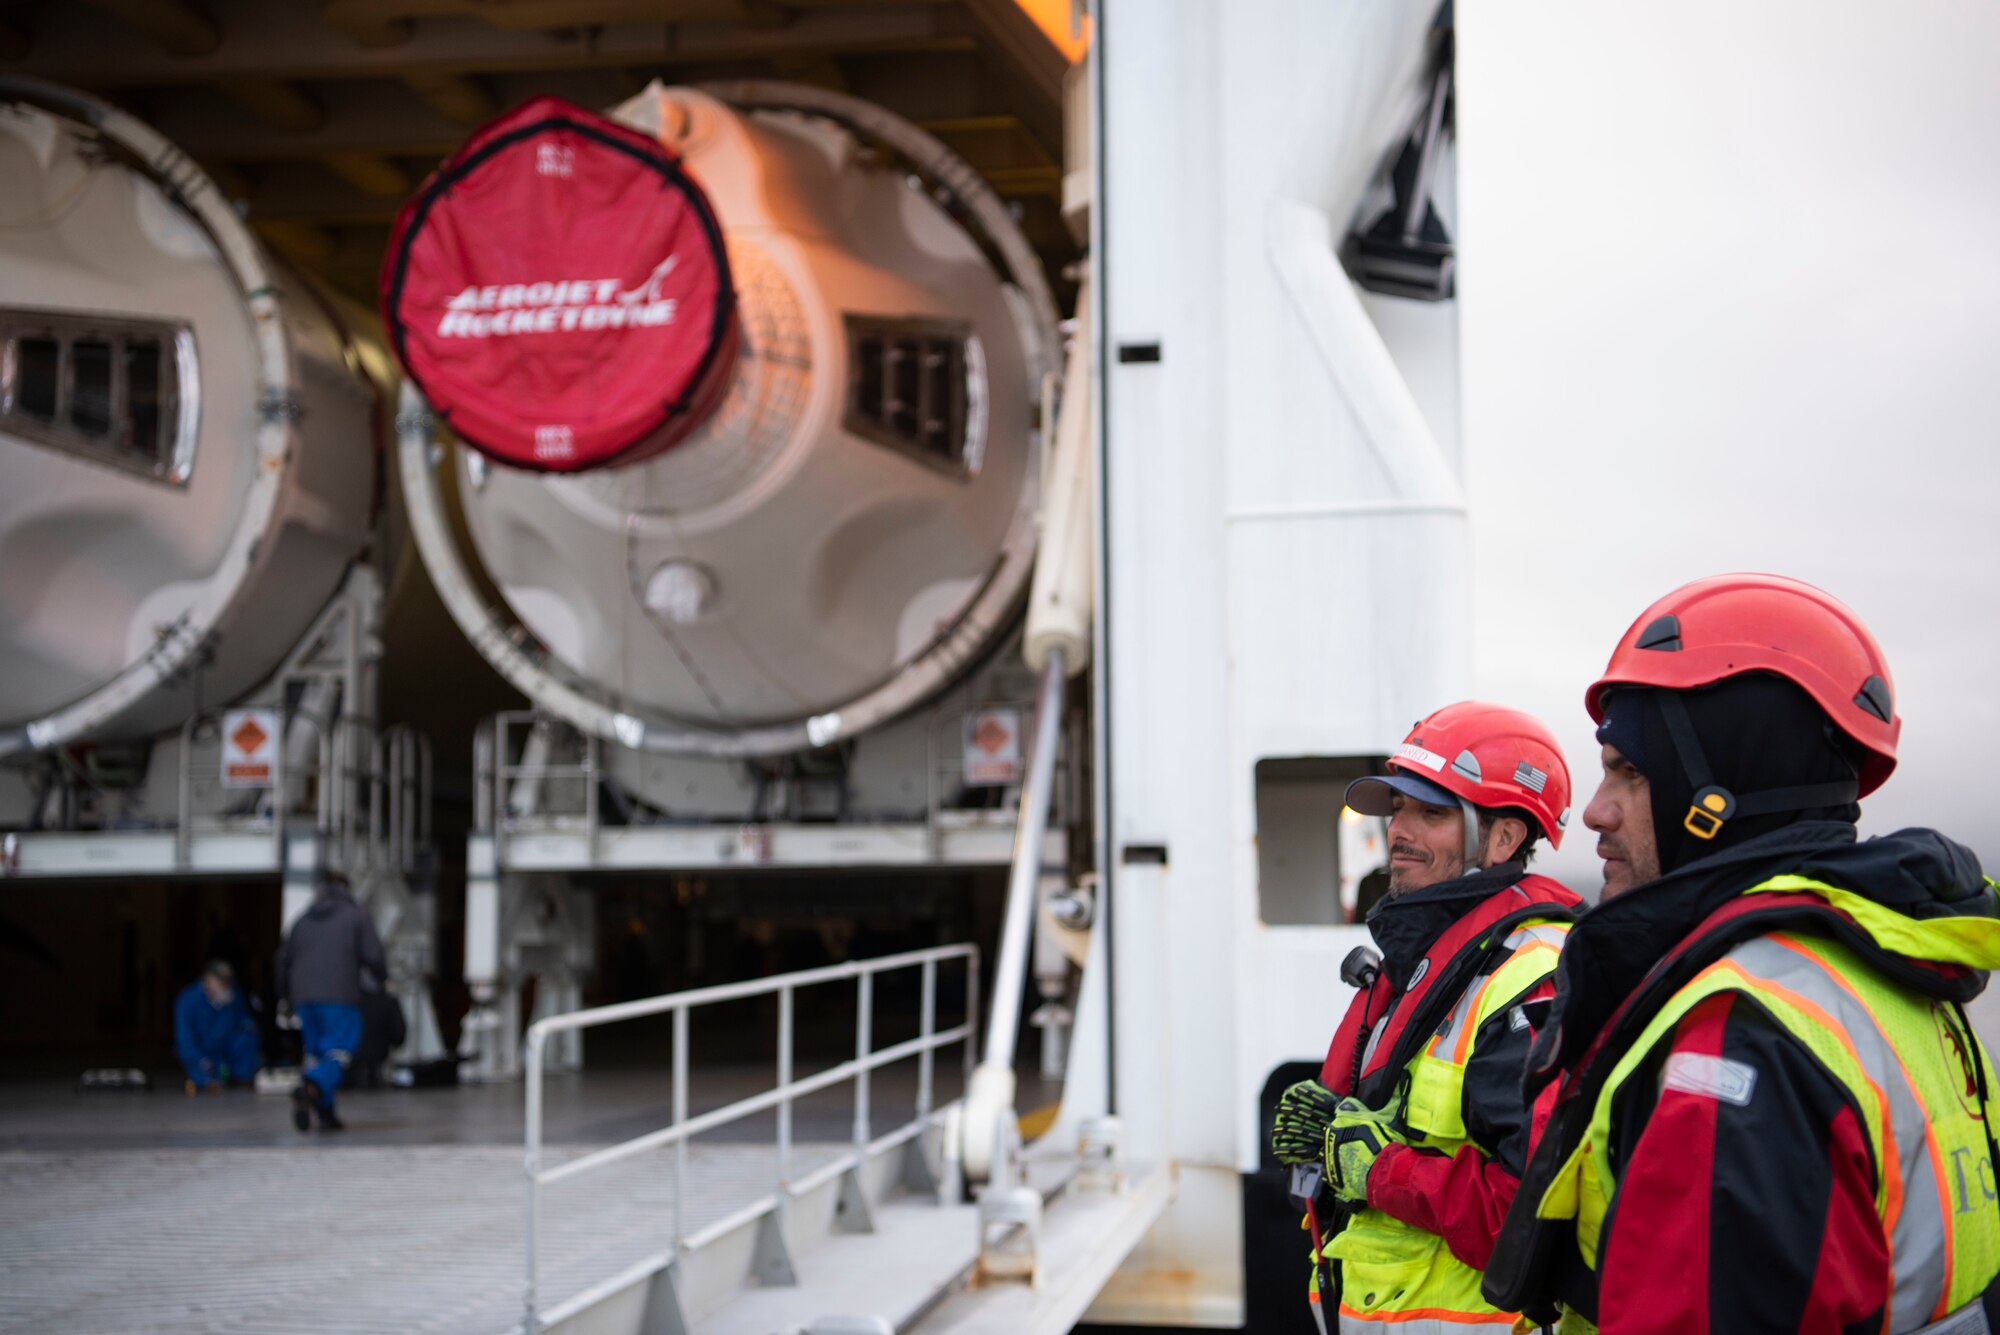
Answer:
380, 95, 738, 473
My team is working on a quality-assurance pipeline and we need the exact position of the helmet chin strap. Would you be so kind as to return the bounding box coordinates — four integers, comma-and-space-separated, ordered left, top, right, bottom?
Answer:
1656, 691, 1859, 844
1459, 798, 1483, 870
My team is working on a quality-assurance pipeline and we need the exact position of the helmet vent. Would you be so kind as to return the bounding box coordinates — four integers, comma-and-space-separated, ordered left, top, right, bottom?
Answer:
1452, 749, 1482, 782
1636, 615, 1683, 651
1853, 674, 1893, 723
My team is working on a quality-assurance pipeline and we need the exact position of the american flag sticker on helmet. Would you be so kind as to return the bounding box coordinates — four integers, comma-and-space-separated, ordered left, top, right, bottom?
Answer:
1514, 761, 1548, 793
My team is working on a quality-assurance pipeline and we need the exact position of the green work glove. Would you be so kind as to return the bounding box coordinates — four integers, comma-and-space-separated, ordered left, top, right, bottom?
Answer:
1270, 1077, 1342, 1167
1324, 1096, 1404, 1203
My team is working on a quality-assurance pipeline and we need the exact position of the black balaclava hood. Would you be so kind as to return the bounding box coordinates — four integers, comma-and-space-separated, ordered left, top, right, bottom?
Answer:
1596, 674, 1864, 874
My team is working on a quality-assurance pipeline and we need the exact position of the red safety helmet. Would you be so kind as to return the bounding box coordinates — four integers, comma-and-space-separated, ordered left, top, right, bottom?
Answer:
1345, 701, 1572, 849
1585, 573, 1899, 797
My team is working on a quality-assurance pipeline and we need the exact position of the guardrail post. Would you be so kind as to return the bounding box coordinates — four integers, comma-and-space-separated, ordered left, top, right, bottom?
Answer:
673, 1005, 689, 1251
513, 945, 980, 1325
965, 951, 980, 1094
524, 1025, 544, 1335
854, 970, 873, 1153
777, 986, 794, 1198
917, 957, 937, 1118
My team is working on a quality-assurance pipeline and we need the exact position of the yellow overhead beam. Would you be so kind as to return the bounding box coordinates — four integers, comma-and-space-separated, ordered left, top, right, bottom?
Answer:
83, 0, 220, 58
979, 164, 1062, 196
323, 0, 766, 41
219, 80, 328, 134
401, 71, 495, 125
321, 151, 412, 198
252, 219, 338, 263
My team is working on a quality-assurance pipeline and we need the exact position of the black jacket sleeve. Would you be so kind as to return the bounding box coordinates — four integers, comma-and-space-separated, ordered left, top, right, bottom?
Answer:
1460, 994, 1543, 1177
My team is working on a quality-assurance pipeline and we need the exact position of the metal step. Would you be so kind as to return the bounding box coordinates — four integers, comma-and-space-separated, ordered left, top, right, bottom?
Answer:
915, 1160, 1172, 1335
531, 1143, 1171, 1335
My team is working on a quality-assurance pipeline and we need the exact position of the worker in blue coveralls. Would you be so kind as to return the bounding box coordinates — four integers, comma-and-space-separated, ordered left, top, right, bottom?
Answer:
174, 961, 261, 1094
277, 875, 386, 1132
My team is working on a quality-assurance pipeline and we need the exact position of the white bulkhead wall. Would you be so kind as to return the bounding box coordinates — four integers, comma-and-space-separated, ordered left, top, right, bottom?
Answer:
1456, 1, 2000, 889
1098, 0, 2000, 1317
1098, 0, 1463, 1320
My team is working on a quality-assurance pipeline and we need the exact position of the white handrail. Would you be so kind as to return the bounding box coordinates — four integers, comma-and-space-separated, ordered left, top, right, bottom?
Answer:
520, 942, 980, 1333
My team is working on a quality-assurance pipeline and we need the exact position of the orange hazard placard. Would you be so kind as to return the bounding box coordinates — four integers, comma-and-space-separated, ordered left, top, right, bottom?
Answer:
963, 707, 1023, 786
221, 709, 278, 789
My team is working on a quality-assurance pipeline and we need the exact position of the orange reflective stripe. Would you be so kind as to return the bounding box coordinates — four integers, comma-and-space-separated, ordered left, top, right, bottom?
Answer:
1428, 940, 1561, 1063
1451, 941, 1560, 1064
1451, 975, 1498, 1064
1766, 933, 1956, 1321
1337, 1302, 1521, 1324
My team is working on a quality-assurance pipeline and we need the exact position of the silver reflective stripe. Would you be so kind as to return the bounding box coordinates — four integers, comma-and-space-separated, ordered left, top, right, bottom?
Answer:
1907, 1301, 1990, 1335
1725, 936, 1951, 1331
1339, 1315, 1517, 1335
1512, 923, 1570, 951
1428, 922, 1567, 1058
1360, 1013, 1392, 1072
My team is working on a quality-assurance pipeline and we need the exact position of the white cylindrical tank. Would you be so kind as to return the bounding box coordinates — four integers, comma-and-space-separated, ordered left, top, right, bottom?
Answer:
393, 83, 1059, 761
0, 80, 389, 757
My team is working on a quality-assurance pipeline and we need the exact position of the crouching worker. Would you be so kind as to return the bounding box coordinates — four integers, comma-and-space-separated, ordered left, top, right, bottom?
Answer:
174, 961, 260, 1093
277, 876, 386, 1133
1270, 702, 1583, 1333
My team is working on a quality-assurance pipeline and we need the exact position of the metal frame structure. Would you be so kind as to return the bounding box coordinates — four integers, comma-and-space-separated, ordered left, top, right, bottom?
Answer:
2, 570, 432, 883
471, 705, 1067, 875
0, 567, 446, 1062
455, 695, 1072, 1083
521, 944, 979, 1334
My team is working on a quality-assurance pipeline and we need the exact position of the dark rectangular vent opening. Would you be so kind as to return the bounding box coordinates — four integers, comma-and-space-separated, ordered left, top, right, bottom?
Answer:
0, 310, 194, 485
843, 314, 978, 477
70, 339, 113, 438
12, 336, 58, 423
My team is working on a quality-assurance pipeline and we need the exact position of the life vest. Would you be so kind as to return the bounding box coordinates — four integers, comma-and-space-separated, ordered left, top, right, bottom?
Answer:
1488, 874, 2000, 1335
1311, 874, 1580, 1335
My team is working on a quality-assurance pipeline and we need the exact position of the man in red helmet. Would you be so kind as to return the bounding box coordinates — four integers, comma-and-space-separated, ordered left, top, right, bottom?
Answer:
1270, 701, 1584, 1333
1485, 574, 2000, 1335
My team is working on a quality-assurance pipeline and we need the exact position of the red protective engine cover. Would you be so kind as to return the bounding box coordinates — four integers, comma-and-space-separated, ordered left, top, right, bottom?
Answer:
381, 95, 738, 472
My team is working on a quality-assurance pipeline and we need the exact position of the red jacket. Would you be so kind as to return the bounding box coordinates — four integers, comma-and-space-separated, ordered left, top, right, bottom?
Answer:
1322, 867, 1580, 1270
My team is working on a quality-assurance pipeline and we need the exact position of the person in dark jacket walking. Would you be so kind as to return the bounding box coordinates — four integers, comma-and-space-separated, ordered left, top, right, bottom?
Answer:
1484, 574, 2000, 1334
277, 876, 386, 1132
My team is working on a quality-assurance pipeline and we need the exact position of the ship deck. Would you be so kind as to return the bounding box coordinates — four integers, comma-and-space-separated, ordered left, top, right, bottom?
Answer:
0, 1061, 1000, 1335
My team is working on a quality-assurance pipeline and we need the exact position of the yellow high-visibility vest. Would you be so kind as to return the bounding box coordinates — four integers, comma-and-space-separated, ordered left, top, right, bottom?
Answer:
1529, 875, 2000, 1335
1314, 916, 1571, 1335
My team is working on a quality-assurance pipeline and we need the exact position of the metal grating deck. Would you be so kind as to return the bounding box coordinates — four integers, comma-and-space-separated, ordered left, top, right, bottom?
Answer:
0, 1140, 852, 1334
